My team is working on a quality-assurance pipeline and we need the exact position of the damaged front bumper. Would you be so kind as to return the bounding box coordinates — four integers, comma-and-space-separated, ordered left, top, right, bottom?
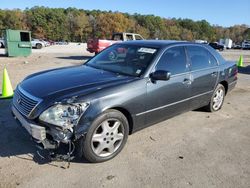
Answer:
12, 106, 72, 150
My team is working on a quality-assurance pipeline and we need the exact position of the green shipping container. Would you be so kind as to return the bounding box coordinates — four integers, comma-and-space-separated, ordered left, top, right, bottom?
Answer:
4, 29, 32, 57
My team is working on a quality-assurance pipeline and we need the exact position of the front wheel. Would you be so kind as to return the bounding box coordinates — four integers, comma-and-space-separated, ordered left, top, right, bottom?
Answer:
205, 84, 225, 112
79, 110, 129, 163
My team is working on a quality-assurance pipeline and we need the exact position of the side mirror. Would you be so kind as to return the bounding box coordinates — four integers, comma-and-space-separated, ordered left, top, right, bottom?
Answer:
150, 70, 171, 81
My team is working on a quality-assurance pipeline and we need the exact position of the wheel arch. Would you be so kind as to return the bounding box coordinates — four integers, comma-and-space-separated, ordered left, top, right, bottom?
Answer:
219, 80, 228, 95
111, 107, 134, 135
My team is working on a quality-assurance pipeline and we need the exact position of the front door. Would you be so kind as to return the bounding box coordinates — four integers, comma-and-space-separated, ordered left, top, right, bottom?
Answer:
145, 46, 192, 126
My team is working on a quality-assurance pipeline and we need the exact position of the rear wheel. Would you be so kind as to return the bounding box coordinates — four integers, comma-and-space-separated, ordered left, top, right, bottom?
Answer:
80, 110, 129, 163
205, 84, 225, 112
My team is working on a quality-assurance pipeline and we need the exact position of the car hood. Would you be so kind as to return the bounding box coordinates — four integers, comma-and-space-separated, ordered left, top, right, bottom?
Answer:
20, 65, 134, 99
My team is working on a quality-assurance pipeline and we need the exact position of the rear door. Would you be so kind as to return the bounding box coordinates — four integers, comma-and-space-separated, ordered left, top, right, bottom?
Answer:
144, 46, 192, 126
186, 45, 219, 109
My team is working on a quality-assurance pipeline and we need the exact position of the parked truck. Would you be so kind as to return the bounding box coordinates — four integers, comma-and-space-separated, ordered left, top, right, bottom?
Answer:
87, 32, 144, 54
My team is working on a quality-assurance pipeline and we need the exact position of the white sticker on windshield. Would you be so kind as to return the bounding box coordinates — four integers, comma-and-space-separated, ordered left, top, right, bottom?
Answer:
138, 48, 156, 54
136, 69, 142, 74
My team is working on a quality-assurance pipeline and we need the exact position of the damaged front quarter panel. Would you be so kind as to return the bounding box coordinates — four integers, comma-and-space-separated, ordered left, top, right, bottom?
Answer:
35, 98, 90, 158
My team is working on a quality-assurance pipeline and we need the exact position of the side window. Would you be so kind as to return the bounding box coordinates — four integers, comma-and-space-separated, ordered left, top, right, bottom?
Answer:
187, 46, 217, 71
135, 35, 143, 40
207, 51, 218, 66
126, 34, 133, 41
155, 46, 187, 75
113, 34, 123, 41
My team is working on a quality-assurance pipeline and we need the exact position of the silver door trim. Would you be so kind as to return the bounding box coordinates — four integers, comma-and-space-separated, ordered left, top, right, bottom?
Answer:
136, 90, 213, 116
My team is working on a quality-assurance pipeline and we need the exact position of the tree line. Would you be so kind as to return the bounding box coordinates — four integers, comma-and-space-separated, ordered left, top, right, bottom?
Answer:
0, 6, 249, 43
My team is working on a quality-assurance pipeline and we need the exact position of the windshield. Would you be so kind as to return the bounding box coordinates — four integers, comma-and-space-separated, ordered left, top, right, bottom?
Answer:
86, 44, 158, 77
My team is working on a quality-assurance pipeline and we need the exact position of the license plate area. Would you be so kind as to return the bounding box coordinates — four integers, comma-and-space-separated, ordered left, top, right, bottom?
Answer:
12, 106, 46, 141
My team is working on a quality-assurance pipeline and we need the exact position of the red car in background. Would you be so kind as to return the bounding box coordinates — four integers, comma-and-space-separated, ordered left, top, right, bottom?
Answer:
87, 32, 144, 54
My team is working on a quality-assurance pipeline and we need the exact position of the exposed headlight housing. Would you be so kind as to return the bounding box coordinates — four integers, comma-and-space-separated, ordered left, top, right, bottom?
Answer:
39, 102, 89, 130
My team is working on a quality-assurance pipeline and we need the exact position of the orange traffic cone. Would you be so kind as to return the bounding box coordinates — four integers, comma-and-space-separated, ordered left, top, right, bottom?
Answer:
0, 68, 14, 99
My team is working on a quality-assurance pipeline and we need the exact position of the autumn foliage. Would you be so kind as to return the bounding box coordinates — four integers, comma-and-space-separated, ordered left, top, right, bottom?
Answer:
0, 7, 249, 43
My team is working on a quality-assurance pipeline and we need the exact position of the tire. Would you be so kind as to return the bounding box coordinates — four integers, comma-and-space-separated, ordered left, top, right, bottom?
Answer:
36, 43, 42, 49
205, 84, 225, 112
79, 109, 129, 163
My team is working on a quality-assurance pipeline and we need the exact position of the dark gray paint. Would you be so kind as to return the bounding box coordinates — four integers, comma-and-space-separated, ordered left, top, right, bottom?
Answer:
12, 40, 238, 141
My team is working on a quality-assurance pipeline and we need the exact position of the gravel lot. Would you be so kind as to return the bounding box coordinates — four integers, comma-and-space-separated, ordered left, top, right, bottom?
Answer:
0, 44, 250, 188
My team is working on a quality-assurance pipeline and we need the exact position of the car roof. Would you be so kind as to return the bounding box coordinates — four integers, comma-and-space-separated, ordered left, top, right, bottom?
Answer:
120, 40, 224, 61
121, 40, 198, 48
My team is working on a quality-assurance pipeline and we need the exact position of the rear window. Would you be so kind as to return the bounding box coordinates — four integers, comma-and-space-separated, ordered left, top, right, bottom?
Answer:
186, 46, 217, 70
135, 35, 143, 40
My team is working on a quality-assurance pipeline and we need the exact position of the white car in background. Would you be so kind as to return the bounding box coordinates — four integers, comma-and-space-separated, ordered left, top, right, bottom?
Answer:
31, 39, 45, 49
242, 40, 250, 50
41, 40, 50, 47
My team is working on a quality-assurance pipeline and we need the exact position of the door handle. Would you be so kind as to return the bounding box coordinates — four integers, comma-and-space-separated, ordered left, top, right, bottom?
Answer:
183, 78, 192, 85
211, 72, 217, 77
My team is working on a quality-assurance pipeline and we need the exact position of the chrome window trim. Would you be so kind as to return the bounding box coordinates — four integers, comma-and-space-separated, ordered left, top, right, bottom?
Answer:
146, 43, 220, 78
169, 66, 219, 78
189, 66, 219, 74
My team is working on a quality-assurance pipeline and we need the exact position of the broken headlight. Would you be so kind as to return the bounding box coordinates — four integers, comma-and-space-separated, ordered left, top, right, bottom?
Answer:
39, 102, 89, 130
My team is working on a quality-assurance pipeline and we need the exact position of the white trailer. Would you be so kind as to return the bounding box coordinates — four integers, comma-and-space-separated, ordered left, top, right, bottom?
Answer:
225, 39, 233, 49
219, 38, 233, 49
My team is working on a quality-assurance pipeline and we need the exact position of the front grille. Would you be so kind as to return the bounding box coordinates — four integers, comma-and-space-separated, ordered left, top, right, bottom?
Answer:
13, 86, 42, 118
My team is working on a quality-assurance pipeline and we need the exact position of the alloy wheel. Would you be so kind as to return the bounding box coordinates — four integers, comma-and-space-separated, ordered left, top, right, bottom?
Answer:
91, 119, 124, 157
212, 88, 224, 111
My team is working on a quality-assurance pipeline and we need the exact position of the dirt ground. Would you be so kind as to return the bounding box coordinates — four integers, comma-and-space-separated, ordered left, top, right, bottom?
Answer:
0, 44, 250, 188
